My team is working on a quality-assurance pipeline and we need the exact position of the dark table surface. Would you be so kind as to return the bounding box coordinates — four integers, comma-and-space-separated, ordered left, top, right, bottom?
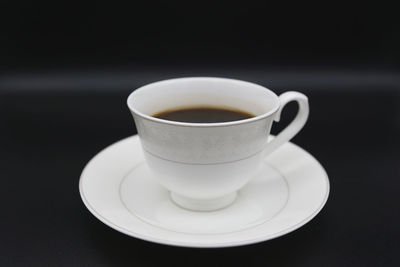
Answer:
1, 68, 399, 266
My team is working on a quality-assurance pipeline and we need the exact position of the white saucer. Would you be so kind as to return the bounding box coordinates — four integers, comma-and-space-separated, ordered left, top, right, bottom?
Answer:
79, 135, 329, 248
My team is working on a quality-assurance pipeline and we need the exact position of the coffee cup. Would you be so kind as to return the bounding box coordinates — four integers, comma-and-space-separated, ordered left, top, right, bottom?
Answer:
127, 77, 309, 211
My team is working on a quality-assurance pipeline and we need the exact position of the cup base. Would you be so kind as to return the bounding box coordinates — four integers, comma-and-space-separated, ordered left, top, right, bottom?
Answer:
170, 192, 237, 212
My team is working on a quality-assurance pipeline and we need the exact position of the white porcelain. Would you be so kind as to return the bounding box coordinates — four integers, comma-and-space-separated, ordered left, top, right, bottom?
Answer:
127, 77, 309, 211
79, 135, 329, 248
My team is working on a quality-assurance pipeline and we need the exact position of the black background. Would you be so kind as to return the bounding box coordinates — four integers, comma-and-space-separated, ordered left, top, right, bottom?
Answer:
0, 1, 399, 266
1, 0, 400, 69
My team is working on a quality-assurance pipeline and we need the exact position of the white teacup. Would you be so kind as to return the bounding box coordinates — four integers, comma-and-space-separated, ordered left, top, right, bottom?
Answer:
127, 77, 309, 211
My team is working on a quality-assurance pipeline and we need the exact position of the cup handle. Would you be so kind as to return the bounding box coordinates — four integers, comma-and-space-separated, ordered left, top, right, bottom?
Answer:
264, 91, 309, 156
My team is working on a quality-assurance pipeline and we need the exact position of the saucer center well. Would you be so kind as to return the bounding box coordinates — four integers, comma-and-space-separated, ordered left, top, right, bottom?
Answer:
119, 163, 288, 235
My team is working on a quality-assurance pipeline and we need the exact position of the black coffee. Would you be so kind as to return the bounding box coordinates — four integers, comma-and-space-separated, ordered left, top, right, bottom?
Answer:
153, 107, 255, 123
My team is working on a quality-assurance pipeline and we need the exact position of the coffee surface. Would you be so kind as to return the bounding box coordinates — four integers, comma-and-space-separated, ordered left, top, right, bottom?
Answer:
153, 107, 255, 123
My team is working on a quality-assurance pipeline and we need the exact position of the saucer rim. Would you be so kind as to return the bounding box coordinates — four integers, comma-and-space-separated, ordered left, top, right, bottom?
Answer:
79, 135, 330, 248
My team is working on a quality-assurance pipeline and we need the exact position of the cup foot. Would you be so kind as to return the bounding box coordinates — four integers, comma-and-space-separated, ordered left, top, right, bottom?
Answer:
170, 192, 237, 211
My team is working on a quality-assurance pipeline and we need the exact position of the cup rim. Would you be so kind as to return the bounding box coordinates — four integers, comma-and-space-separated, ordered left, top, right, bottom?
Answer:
127, 77, 280, 127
